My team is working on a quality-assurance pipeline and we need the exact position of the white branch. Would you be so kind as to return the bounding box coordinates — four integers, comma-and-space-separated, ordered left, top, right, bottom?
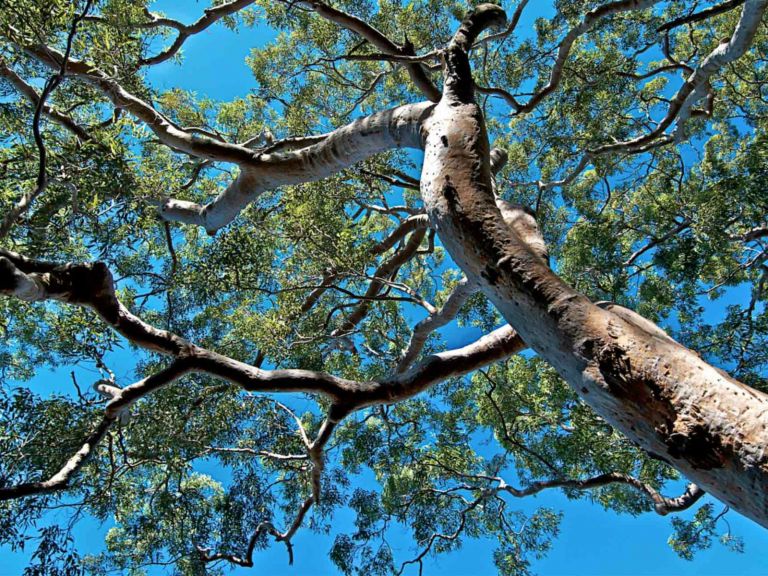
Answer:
591, 0, 768, 153
161, 102, 434, 233
397, 277, 477, 372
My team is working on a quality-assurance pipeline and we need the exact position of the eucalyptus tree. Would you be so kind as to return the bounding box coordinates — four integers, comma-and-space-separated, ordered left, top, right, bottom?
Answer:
1, 0, 768, 574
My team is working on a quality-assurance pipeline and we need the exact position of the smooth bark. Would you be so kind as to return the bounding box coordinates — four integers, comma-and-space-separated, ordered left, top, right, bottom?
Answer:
419, 3, 768, 528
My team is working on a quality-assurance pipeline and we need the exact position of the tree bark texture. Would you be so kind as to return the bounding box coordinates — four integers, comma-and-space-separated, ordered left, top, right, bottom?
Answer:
420, 3, 768, 528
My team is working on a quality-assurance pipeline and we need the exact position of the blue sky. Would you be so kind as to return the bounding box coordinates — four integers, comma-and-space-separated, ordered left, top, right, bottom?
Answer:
3, 1, 768, 575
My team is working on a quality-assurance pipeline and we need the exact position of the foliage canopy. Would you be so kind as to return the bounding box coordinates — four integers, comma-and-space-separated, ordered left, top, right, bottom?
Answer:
1, 0, 767, 574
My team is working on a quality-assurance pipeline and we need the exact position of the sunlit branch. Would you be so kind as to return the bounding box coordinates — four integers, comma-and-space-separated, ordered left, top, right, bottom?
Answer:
396, 276, 476, 373
371, 214, 429, 254
161, 102, 434, 233
731, 225, 768, 243
590, 0, 768, 153
427, 458, 706, 516
537, 153, 592, 191
491, 473, 705, 516
205, 446, 308, 461
476, 83, 522, 111
473, 0, 531, 47
285, 0, 441, 101
514, 0, 663, 115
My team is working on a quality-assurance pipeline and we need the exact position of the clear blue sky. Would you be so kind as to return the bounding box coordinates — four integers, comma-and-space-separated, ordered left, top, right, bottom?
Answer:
3, 2, 768, 575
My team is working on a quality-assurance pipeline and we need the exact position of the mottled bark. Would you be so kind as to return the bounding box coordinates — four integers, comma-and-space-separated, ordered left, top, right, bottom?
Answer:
420, 3, 768, 528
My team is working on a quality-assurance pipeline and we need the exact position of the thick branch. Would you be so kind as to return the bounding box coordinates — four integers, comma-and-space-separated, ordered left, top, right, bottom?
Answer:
0, 250, 524, 413
371, 214, 429, 254
161, 102, 434, 233
292, 0, 441, 101
139, 1, 257, 66
0, 249, 189, 355
421, 1, 768, 529
299, 270, 338, 314
732, 225, 768, 243
474, 0, 530, 47
23, 41, 437, 235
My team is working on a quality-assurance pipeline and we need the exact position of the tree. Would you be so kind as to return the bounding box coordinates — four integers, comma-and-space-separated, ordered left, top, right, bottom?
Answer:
1, 0, 767, 573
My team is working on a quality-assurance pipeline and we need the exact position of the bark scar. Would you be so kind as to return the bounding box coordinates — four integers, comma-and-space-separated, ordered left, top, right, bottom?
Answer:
442, 175, 458, 209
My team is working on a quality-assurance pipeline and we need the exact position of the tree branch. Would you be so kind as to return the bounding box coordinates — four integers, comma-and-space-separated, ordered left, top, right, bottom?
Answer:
0, 249, 190, 355
0, 361, 190, 501
590, 0, 768, 153
0, 2, 93, 239
493, 473, 705, 515
396, 276, 476, 373
624, 218, 692, 266
288, 0, 441, 101
331, 226, 426, 336
657, 0, 746, 32
515, 0, 663, 115
0, 250, 524, 413
139, 0, 258, 66
371, 214, 429, 255
22, 43, 256, 164
160, 101, 434, 233
0, 61, 91, 142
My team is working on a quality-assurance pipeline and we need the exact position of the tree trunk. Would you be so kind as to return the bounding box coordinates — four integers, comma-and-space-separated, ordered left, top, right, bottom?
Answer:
421, 4, 768, 528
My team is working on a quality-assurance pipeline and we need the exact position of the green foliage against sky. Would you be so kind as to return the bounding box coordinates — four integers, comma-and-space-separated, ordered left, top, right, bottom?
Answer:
1, 0, 767, 574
